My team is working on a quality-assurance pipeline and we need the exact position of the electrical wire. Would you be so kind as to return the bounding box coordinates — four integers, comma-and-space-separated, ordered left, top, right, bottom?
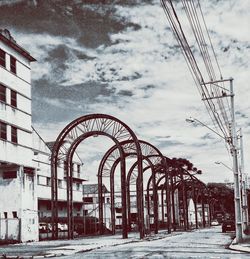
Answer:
161, 0, 233, 143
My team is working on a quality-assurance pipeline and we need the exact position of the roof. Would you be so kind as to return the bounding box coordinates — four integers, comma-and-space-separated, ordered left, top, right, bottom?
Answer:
83, 184, 109, 194
45, 141, 55, 151
45, 141, 84, 165
0, 29, 36, 62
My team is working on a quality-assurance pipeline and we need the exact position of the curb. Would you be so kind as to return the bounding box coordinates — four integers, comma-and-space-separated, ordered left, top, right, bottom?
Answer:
0, 231, 185, 259
229, 238, 250, 253
0, 254, 60, 259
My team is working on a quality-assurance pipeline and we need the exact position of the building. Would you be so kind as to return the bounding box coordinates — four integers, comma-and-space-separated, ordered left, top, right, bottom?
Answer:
32, 131, 86, 222
0, 29, 37, 242
82, 183, 111, 232
0, 29, 86, 243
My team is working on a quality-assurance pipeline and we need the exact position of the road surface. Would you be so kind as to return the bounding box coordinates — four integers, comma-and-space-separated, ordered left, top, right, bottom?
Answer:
62, 226, 249, 258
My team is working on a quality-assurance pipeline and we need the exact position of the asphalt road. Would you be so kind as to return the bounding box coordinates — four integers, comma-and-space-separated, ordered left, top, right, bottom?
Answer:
62, 227, 249, 259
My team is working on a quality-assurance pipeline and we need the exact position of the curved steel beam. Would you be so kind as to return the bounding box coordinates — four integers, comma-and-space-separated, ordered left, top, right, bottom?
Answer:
50, 114, 144, 239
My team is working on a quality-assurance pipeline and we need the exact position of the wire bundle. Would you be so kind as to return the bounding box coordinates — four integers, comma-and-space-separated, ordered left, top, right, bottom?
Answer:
161, 0, 232, 146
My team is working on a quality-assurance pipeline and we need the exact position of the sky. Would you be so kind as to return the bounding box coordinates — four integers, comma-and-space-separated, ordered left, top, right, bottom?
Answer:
1, 0, 249, 184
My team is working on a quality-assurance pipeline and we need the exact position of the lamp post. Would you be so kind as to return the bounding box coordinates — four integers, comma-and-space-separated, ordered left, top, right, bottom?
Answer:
238, 129, 249, 232
214, 161, 233, 172
215, 158, 249, 233
186, 80, 244, 243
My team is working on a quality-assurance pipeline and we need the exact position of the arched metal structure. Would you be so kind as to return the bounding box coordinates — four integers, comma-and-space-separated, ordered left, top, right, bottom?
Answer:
127, 156, 175, 234
127, 155, 163, 234
50, 114, 144, 239
146, 158, 209, 232
98, 140, 162, 236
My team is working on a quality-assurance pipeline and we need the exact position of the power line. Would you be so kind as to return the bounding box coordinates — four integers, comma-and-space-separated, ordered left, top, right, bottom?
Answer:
160, 0, 233, 142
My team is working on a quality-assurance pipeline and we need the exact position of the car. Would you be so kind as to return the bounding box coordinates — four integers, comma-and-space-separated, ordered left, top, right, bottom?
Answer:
58, 223, 68, 232
39, 222, 51, 233
222, 220, 235, 232
211, 220, 219, 226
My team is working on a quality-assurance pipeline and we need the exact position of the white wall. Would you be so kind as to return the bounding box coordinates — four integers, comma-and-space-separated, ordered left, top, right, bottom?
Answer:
0, 166, 38, 242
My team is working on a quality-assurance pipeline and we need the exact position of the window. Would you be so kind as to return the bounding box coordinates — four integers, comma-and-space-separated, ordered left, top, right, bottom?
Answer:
11, 90, 17, 107
11, 126, 18, 143
115, 208, 122, 213
46, 177, 51, 186
0, 121, 7, 140
76, 183, 80, 191
4, 212, 7, 219
77, 164, 81, 174
3, 171, 17, 179
12, 211, 17, 218
10, 56, 16, 74
0, 49, 6, 67
83, 197, 93, 203
0, 84, 6, 103
58, 179, 62, 188
46, 202, 51, 210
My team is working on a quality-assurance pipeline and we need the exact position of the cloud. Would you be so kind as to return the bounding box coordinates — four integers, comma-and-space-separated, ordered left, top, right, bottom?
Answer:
3, 0, 249, 184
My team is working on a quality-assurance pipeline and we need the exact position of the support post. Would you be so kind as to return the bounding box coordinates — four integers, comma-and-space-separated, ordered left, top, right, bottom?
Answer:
201, 191, 206, 228
120, 157, 128, 239
230, 78, 243, 243
239, 128, 248, 232
193, 186, 198, 229
165, 169, 171, 234
110, 172, 116, 235
180, 172, 187, 231
127, 182, 131, 232
153, 170, 158, 234
161, 188, 164, 224
171, 173, 176, 231
98, 175, 104, 235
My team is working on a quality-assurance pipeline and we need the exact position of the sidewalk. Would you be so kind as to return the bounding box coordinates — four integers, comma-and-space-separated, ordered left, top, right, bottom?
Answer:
0, 230, 182, 259
229, 237, 250, 253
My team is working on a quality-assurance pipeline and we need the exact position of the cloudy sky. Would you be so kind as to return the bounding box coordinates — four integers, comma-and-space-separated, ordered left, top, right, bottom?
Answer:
1, 0, 249, 184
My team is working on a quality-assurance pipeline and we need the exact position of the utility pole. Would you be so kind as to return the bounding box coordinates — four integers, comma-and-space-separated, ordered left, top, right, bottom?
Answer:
230, 78, 243, 243
186, 78, 244, 243
239, 128, 249, 232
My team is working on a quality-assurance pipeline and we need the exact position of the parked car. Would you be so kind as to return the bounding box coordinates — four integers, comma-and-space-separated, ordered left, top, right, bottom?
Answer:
39, 222, 52, 233
58, 223, 68, 232
211, 220, 219, 226
222, 220, 235, 232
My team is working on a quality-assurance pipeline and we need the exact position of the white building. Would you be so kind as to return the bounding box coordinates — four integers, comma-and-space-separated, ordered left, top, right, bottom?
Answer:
0, 29, 38, 242
82, 183, 111, 232
0, 29, 86, 243
32, 130, 86, 221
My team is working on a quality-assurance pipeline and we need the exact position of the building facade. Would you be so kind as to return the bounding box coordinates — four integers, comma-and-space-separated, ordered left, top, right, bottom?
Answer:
0, 29, 86, 243
0, 29, 38, 242
32, 130, 85, 222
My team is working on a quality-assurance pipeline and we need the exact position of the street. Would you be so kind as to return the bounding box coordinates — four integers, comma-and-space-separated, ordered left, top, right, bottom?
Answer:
62, 227, 248, 259
1, 226, 249, 258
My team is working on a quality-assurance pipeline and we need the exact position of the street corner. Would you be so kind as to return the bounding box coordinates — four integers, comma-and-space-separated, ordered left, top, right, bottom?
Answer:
229, 238, 250, 254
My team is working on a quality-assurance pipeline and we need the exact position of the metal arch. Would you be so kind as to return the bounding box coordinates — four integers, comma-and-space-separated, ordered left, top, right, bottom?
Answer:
65, 131, 122, 239
127, 155, 173, 234
98, 140, 162, 179
171, 174, 208, 229
97, 140, 163, 236
50, 114, 144, 240
145, 157, 176, 233
126, 156, 160, 234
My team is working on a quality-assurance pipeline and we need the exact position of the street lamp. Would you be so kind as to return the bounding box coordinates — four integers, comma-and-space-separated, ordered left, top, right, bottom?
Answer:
215, 160, 249, 232
186, 105, 244, 243
185, 117, 225, 140
214, 161, 233, 172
